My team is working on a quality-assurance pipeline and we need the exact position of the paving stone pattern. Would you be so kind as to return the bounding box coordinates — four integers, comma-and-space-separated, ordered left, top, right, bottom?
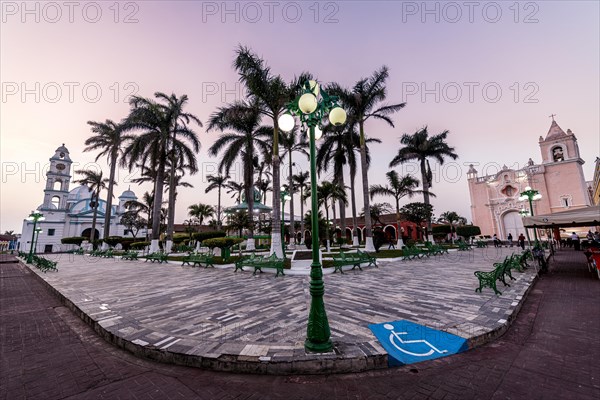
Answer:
22, 248, 535, 372
1, 250, 598, 399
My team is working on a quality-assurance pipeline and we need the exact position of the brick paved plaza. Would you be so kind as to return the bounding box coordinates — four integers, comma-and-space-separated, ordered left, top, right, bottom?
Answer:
1, 249, 599, 398
16, 248, 536, 374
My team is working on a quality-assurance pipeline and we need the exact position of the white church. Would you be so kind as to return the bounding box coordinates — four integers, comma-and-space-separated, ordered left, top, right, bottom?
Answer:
19, 144, 139, 253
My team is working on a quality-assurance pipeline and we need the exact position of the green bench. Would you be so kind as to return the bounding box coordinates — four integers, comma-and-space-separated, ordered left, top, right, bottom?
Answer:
357, 250, 377, 267
402, 246, 425, 260
475, 240, 488, 248
121, 251, 139, 261
235, 253, 285, 277
424, 242, 448, 256
182, 252, 215, 268
73, 248, 84, 255
89, 249, 102, 257
457, 242, 472, 251
332, 252, 363, 273
145, 252, 169, 263
101, 249, 114, 258
475, 255, 515, 295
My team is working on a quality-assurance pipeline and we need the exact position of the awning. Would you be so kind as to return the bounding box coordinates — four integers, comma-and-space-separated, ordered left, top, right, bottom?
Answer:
522, 205, 600, 228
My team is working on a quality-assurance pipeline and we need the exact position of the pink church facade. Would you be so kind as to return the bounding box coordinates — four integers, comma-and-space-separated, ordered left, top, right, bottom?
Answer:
467, 119, 592, 239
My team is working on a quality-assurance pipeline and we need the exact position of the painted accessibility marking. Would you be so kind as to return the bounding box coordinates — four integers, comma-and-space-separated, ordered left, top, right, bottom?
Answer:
369, 320, 468, 366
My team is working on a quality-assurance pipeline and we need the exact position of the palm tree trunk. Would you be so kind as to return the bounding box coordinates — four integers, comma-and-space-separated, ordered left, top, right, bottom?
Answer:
102, 151, 117, 249
359, 123, 374, 251
270, 121, 283, 257
338, 173, 346, 244
288, 149, 295, 245
166, 143, 177, 252
395, 198, 403, 247
150, 165, 165, 252
217, 185, 222, 229
420, 158, 432, 240
324, 203, 330, 252
350, 172, 359, 246
91, 192, 99, 247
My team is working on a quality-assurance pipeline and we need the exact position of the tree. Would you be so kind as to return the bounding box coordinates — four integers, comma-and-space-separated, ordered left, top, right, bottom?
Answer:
292, 171, 309, 243
124, 191, 154, 240
304, 180, 347, 251
207, 100, 272, 250
84, 119, 130, 245
205, 173, 229, 229
120, 211, 146, 239
123, 92, 201, 252
362, 202, 393, 227
74, 169, 109, 244
227, 211, 251, 238
329, 67, 405, 251
280, 127, 308, 245
317, 125, 380, 246
188, 203, 215, 226
225, 181, 245, 203
390, 127, 458, 237
370, 171, 428, 245
399, 202, 434, 241
233, 45, 310, 257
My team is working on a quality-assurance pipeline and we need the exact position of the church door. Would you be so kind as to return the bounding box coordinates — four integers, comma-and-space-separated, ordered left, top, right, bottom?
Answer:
502, 211, 525, 240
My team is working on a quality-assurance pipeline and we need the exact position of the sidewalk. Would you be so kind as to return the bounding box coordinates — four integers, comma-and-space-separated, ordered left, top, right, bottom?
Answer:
1, 249, 599, 399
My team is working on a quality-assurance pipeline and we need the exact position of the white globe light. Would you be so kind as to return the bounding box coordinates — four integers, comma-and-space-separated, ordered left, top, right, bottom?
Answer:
524, 186, 532, 191
298, 93, 318, 114
308, 80, 320, 96
533, 193, 542, 200
329, 107, 347, 126
278, 113, 295, 132
315, 126, 323, 140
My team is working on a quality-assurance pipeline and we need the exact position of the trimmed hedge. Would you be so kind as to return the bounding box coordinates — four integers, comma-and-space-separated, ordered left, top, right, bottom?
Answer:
61, 237, 86, 246
191, 231, 226, 242
432, 225, 452, 235
130, 241, 150, 250
202, 237, 244, 249
456, 225, 481, 238
103, 236, 123, 247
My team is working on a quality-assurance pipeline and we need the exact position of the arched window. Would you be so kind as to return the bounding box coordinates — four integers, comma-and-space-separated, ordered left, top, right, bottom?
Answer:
53, 180, 62, 191
51, 196, 60, 209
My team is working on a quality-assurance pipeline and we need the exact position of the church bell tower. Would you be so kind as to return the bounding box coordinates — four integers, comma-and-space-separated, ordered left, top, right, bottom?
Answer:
41, 144, 72, 211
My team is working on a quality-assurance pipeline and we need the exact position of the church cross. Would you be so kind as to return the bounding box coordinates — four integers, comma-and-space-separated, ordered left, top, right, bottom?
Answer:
549, 114, 556, 121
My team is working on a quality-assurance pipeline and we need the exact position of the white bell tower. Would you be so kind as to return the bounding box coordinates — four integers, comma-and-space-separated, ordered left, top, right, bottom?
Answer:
41, 144, 72, 211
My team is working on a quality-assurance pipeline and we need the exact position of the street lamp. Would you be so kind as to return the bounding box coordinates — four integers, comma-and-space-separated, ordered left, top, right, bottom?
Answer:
26, 211, 45, 263
519, 186, 542, 244
278, 80, 346, 353
280, 187, 291, 257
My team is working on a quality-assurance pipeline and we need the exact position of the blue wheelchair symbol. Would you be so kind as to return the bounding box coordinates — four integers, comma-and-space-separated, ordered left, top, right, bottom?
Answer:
369, 320, 468, 366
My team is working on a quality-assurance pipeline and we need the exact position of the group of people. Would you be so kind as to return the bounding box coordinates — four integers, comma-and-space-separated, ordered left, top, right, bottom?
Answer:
492, 233, 527, 250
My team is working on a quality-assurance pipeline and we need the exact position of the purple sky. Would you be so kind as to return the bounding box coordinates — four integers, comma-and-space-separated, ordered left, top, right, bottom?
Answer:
1, 1, 599, 233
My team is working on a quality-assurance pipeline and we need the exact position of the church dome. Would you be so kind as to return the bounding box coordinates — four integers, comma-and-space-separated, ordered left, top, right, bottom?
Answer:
119, 187, 137, 199
55, 144, 69, 154
67, 185, 92, 203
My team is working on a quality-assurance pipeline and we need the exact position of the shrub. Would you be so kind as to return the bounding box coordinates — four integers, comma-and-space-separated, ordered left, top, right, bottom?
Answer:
456, 226, 481, 238
202, 237, 244, 249
103, 236, 123, 247
191, 231, 226, 242
432, 225, 452, 235
172, 233, 189, 244
61, 236, 86, 246
130, 241, 150, 250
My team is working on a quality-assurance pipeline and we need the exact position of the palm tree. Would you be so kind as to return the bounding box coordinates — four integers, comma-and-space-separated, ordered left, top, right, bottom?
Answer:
123, 92, 201, 252
124, 191, 154, 240
369, 171, 428, 246
255, 178, 272, 204
233, 45, 310, 257
304, 180, 347, 251
84, 119, 129, 247
280, 127, 308, 246
329, 67, 405, 251
207, 100, 272, 250
292, 171, 309, 243
389, 127, 458, 237
362, 202, 393, 227
74, 169, 109, 244
205, 173, 229, 228
225, 181, 245, 203
188, 203, 215, 226
317, 126, 380, 246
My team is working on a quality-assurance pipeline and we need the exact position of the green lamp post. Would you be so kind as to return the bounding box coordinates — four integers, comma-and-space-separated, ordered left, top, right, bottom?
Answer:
26, 211, 45, 263
519, 208, 533, 247
278, 80, 347, 353
34, 228, 43, 254
280, 187, 291, 257
519, 186, 542, 245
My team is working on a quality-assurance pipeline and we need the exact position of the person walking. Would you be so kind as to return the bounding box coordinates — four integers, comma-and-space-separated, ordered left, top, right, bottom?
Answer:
507, 233, 513, 247
571, 232, 581, 251
518, 233, 526, 250
492, 234, 500, 247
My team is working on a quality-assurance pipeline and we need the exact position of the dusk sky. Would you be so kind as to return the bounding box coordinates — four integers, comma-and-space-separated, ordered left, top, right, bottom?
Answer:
1, 1, 599, 233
